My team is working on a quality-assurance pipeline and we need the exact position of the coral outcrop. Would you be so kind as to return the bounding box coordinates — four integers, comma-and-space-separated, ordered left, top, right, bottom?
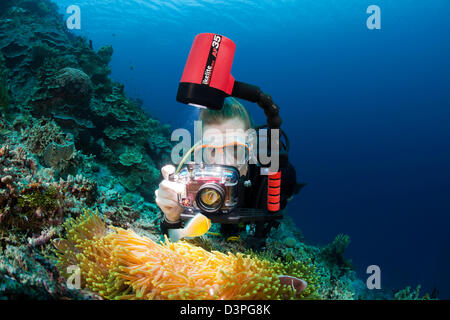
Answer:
0, 0, 167, 299
51, 67, 93, 106
0, 244, 94, 300
0, 0, 172, 196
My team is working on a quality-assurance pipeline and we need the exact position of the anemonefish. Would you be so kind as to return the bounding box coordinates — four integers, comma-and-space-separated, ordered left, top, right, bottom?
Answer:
168, 213, 212, 242
278, 275, 308, 294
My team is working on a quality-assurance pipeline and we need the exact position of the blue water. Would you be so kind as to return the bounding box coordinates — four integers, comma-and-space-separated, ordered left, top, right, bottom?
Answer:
57, 0, 450, 298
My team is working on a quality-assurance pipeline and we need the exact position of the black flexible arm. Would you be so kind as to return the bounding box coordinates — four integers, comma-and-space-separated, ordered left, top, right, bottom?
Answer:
231, 80, 288, 168
231, 81, 282, 129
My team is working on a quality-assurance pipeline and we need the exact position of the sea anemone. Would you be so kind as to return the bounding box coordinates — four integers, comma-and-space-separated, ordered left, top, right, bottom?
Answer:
54, 210, 319, 300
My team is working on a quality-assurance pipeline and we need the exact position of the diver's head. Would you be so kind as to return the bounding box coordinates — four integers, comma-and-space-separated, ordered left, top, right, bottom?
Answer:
199, 97, 251, 130
199, 97, 252, 176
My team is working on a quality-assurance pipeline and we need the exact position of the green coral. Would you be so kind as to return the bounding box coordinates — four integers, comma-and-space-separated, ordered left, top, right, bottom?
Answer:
393, 285, 433, 300
2, 184, 64, 233
97, 45, 113, 65
21, 118, 68, 156
119, 172, 142, 191
103, 126, 129, 140
0, 81, 8, 114
141, 165, 159, 184
17, 185, 60, 214
119, 146, 143, 166
31, 42, 58, 69
320, 233, 353, 270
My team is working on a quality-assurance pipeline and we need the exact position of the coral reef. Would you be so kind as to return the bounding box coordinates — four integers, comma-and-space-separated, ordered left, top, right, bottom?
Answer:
393, 286, 434, 300
0, 0, 168, 298
0, 144, 61, 232
0, 244, 97, 300
51, 67, 93, 106
0, 0, 172, 196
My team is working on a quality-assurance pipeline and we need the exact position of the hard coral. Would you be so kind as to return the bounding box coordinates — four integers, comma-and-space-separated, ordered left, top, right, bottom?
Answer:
42, 141, 75, 169
0, 140, 95, 234
2, 0, 172, 197
393, 285, 433, 300
52, 67, 93, 106
59, 174, 98, 207
21, 118, 69, 156
118, 146, 143, 167
97, 45, 113, 65
118, 172, 142, 192
0, 244, 85, 300
13, 183, 64, 231
54, 211, 319, 300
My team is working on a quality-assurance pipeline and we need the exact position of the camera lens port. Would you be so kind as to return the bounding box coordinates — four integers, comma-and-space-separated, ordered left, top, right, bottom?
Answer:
196, 183, 225, 213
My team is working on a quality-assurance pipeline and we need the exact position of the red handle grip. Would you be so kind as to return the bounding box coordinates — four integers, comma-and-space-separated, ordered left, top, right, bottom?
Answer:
267, 171, 281, 212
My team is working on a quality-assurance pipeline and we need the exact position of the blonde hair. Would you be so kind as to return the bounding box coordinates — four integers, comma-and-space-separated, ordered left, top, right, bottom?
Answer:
199, 97, 252, 130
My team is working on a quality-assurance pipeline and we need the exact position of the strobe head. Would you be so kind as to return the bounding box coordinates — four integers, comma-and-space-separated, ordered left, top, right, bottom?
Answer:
176, 33, 283, 130
176, 33, 236, 110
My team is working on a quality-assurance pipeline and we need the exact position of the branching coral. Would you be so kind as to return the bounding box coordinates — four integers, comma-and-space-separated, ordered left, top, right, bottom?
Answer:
320, 233, 353, 272
54, 211, 319, 300
393, 285, 433, 300
21, 118, 69, 156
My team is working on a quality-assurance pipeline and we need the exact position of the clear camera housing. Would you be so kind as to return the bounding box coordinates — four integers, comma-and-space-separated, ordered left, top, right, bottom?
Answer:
171, 163, 240, 214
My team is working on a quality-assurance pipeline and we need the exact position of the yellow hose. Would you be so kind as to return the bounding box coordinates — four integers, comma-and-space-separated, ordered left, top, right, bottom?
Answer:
175, 141, 202, 174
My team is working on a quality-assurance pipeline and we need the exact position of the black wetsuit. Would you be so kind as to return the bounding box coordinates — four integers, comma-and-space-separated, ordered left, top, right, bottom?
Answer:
160, 162, 300, 249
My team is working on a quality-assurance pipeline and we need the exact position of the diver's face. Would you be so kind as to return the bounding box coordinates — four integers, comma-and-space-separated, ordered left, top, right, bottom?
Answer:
202, 119, 248, 176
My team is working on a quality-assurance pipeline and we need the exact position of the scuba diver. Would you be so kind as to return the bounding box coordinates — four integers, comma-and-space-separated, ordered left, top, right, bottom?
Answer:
156, 97, 302, 250
155, 33, 303, 250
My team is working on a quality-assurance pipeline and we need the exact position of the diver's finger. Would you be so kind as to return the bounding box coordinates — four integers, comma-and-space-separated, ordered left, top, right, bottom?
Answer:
155, 189, 176, 202
156, 185, 178, 202
161, 165, 176, 180
160, 179, 184, 194
154, 189, 163, 201
155, 196, 179, 211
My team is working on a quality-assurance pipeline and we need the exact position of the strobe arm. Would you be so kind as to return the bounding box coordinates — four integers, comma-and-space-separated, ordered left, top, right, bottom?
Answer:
231, 81, 282, 129
231, 80, 288, 168
232, 81, 289, 214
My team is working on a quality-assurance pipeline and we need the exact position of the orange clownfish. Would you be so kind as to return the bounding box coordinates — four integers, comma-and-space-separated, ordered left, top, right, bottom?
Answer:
168, 213, 212, 242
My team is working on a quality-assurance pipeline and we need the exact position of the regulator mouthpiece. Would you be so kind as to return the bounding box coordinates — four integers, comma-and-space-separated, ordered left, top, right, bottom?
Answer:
176, 33, 236, 110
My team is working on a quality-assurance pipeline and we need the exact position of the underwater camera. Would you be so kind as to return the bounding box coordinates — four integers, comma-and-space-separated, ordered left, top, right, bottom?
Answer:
169, 162, 283, 224
170, 163, 240, 214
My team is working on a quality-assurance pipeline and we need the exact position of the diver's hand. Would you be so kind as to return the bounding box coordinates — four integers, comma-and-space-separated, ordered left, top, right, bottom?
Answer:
155, 165, 184, 223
